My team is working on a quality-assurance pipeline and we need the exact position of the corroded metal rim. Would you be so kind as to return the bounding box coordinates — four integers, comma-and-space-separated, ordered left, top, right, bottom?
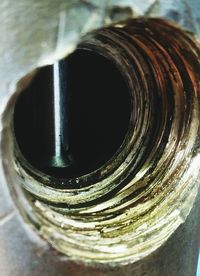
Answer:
2, 18, 200, 265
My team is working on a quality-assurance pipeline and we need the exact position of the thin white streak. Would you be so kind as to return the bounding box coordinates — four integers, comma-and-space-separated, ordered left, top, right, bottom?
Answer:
53, 61, 61, 157
0, 210, 15, 227
55, 11, 67, 55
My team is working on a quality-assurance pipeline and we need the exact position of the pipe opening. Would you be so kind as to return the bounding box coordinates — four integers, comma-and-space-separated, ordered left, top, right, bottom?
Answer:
13, 49, 132, 179
3, 18, 200, 265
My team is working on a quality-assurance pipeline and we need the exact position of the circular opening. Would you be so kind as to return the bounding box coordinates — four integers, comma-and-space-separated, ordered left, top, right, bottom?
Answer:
14, 49, 131, 179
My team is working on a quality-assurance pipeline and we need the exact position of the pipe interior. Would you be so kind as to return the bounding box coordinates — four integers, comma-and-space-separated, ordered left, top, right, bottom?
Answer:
14, 49, 132, 179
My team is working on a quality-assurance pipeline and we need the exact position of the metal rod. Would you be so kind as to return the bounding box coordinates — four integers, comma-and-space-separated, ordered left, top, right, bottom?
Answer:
53, 61, 62, 158
51, 60, 72, 168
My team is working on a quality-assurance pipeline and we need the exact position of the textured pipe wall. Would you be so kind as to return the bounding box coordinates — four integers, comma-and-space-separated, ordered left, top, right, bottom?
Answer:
0, 0, 200, 275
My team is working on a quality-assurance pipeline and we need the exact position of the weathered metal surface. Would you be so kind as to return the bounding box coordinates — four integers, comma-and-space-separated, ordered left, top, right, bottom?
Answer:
0, 0, 200, 275
0, 190, 199, 276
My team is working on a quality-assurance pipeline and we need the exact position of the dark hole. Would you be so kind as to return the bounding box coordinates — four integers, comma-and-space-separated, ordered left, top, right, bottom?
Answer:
14, 49, 131, 179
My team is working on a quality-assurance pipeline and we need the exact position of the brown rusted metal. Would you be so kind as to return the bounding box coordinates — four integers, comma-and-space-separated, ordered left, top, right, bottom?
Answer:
0, 1, 200, 275
2, 18, 200, 269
